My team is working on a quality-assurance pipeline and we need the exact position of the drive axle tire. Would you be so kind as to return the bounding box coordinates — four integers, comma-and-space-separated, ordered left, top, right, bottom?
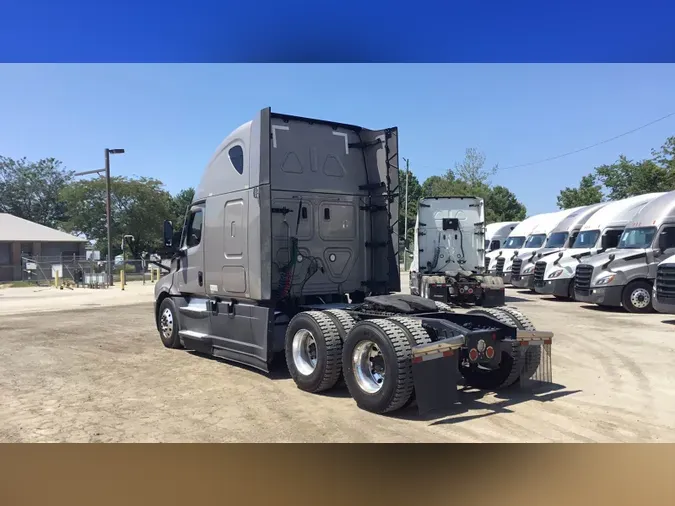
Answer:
323, 309, 357, 385
461, 308, 523, 390
387, 316, 432, 409
497, 307, 541, 381
285, 311, 343, 393
342, 319, 414, 414
622, 280, 655, 314
158, 297, 183, 349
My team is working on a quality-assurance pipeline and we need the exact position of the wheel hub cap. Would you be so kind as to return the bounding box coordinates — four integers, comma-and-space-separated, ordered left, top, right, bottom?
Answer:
160, 308, 173, 338
631, 288, 650, 309
352, 340, 385, 394
292, 329, 318, 376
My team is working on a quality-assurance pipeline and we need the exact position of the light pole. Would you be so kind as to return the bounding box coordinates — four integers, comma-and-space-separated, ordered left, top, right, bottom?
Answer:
74, 148, 125, 287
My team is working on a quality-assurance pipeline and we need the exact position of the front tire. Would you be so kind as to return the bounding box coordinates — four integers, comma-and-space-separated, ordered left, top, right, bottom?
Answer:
342, 319, 414, 414
285, 311, 343, 393
158, 297, 183, 349
622, 280, 655, 313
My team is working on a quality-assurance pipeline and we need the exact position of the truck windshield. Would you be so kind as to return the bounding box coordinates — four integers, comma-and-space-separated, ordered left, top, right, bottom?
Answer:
618, 227, 657, 249
545, 232, 568, 248
502, 236, 525, 249
524, 234, 546, 249
485, 239, 490, 249
572, 230, 600, 248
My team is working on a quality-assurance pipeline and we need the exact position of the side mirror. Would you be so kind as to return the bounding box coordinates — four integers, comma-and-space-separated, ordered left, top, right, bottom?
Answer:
163, 220, 174, 247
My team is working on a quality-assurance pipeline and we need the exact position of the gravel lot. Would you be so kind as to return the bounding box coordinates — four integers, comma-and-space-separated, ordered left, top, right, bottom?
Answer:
1, 278, 674, 442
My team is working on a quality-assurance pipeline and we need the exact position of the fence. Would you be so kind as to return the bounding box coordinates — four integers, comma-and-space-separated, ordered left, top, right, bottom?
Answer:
21, 255, 108, 288
19, 255, 167, 288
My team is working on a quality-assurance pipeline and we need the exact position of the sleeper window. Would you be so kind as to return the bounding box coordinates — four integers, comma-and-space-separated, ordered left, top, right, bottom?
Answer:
229, 145, 244, 175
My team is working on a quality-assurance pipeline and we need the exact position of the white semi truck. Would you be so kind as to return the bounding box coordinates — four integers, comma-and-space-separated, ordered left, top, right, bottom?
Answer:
511, 203, 606, 291
485, 213, 552, 283
533, 193, 665, 300
489, 209, 582, 285
408, 196, 506, 307
575, 191, 675, 313
152, 108, 555, 416
485, 221, 520, 253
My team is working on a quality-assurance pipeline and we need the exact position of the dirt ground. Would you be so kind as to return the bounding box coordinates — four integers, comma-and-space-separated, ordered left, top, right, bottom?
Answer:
1, 277, 674, 442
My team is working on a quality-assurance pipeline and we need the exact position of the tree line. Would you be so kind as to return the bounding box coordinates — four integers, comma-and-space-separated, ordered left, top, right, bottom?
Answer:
0, 155, 194, 259
5, 136, 673, 260
556, 136, 675, 209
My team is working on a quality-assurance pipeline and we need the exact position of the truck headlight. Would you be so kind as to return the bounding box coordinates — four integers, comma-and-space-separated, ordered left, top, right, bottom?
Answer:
523, 265, 534, 275
549, 269, 564, 279
595, 274, 616, 286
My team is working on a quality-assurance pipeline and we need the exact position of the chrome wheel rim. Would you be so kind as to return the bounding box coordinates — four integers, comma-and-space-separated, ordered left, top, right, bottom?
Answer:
352, 340, 385, 394
160, 307, 174, 339
292, 329, 318, 376
631, 288, 651, 309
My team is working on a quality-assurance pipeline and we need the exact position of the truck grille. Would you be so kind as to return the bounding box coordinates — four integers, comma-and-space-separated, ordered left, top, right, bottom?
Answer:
485, 257, 490, 271
575, 264, 593, 295
656, 264, 675, 302
511, 257, 523, 281
495, 257, 505, 274
533, 261, 547, 287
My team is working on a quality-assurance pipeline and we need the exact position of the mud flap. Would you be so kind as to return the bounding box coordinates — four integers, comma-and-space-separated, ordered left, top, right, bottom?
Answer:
480, 275, 506, 307
516, 330, 554, 387
411, 337, 464, 415
481, 288, 505, 307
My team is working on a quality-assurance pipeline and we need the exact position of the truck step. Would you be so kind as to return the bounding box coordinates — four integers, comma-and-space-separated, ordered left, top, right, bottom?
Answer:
178, 330, 213, 354
179, 330, 209, 339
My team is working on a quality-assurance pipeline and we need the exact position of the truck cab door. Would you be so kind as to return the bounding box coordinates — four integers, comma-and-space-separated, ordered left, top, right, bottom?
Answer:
177, 204, 206, 295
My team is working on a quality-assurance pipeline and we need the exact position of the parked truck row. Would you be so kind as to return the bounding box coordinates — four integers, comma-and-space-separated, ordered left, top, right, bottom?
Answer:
475, 190, 675, 315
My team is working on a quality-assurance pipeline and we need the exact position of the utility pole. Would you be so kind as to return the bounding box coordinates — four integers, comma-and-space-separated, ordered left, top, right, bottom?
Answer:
76, 149, 124, 288
104, 149, 113, 287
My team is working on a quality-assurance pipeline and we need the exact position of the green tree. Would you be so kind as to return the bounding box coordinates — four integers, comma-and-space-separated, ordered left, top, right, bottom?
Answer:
651, 136, 675, 172
417, 148, 527, 223
60, 176, 172, 259
453, 147, 497, 187
556, 136, 675, 207
0, 156, 73, 228
485, 185, 527, 222
170, 187, 195, 232
594, 156, 674, 201
556, 174, 604, 209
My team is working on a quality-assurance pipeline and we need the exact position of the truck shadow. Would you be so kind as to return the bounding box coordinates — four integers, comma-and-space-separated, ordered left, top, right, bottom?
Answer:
579, 304, 625, 313
391, 382, 580, 425
504, 295, 532, 303
661, 319, 675, 325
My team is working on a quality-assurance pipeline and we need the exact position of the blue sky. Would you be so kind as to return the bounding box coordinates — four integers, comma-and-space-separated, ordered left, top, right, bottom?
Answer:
0, 64, 673, 216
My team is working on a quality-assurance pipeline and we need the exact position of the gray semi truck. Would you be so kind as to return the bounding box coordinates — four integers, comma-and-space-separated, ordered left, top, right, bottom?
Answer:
408, 196, 506, 307
533, 193, 665, 300
153, 108, 554, 415
575, 190, 675, 313
654, 254, 675, 314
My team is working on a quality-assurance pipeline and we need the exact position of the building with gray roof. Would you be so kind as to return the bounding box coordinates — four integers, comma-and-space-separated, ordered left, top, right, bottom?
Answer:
0, 213, 88, 282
